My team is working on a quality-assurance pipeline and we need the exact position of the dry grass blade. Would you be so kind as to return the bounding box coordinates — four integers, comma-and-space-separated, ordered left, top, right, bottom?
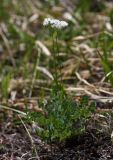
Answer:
0, 104, 26, 115
98, 88, 113, 96
35, 40, 51, 56
75, 72, 95, 88
72, 31, 102, 41
37, 66, 54, 80
84, 90, 113, 103
18, 115, 40, 160
66, 86, 113, 103
8, 79, 48, 92
29, 13, 39, 23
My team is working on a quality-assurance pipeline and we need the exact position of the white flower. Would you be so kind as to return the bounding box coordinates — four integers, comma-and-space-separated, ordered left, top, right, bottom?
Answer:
43, 18, 51, 26
60, 21, 68, 28
43, 18, 68, 29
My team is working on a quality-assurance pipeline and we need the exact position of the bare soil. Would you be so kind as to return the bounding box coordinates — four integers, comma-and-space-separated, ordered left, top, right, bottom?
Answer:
0, 117, 113, 160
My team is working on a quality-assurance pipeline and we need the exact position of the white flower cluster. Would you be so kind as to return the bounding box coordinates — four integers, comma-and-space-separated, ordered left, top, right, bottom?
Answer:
43, 18, 68, 29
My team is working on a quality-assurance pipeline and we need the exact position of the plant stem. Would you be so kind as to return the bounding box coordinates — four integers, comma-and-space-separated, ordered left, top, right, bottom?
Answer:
52, 31, 58, 82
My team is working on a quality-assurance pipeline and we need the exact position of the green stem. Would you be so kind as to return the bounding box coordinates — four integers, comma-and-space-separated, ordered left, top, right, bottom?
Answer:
52, 30, 58, 82
55, 31, 62, 82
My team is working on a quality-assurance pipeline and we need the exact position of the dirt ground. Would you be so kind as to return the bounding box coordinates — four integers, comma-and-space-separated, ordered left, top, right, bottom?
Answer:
0, 117, 113, 160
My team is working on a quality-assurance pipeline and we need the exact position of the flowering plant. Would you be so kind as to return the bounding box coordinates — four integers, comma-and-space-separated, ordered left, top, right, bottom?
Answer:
27, 17, 95, 143
43, 18, 68, 29
43, 17, 68, 81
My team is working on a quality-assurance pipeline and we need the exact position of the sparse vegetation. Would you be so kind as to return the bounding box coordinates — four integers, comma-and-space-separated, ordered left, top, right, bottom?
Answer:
1, 0, 113, 159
